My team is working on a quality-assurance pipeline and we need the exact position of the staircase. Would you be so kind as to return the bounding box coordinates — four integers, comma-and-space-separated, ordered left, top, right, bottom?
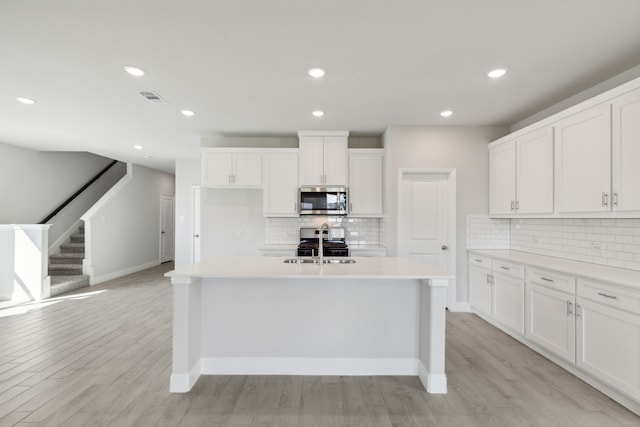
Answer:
48, 223, 90, 297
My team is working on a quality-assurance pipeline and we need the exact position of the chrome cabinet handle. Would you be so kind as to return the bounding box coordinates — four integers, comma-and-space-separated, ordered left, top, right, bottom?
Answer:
500, 266, 510, 270
602, 192, 609, 207
567, 301, 573, 315
474, 258, 483, 263
613, 192, 618, 206
515, 200, 519, 210
540, 277, 554, 282
510, 200, 515, 211
598, 292, 618, 299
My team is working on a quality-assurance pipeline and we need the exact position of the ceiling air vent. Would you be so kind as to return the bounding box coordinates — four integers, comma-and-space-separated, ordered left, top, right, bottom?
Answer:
139, 91, 167, 104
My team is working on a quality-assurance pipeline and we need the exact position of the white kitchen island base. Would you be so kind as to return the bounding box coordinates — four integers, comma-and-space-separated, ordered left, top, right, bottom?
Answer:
167, 257, 450, 394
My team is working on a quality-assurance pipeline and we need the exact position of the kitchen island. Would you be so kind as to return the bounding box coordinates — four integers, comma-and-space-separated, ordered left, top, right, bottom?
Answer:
166, 256, 451, 394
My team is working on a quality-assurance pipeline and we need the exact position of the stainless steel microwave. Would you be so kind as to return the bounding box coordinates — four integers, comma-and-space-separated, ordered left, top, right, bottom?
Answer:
299, 187, 348, 215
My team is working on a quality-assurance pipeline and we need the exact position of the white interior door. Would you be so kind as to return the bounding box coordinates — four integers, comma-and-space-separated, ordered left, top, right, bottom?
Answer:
398, 170, 455, 306
192, 186, 201, 263
160, 194, 175, 263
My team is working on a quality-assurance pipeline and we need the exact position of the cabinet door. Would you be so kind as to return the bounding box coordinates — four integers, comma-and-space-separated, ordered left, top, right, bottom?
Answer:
525, 283, 575, 363
489, 141, 516, 215
323, 136, 348, 186
233, 154, 262, 186
299, 136, 325, 185
577, 298, 640, 401
555, 104, 611, 213
348, 152, 383, 216
612, 87, 640, 212
517, 128, 554, 214
469, 265, 492, 318
263, 153, 299, 217
492, 272, 524, 334
202, 152, 232, 186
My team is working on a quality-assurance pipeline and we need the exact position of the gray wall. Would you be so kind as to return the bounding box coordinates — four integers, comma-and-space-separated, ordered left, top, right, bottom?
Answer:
0, 141, 114, 223
384, 125, 508, 304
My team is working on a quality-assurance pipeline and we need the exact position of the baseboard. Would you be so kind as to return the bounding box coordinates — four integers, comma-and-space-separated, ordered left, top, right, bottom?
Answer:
90, 260, 160, 285
447, 301, 471, 312
418, 361, 448, 393
170, 359, 201, 393
200, 357, 419, 376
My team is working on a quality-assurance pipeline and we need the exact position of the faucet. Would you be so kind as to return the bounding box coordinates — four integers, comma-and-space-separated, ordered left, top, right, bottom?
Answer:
318, 223, 329, 265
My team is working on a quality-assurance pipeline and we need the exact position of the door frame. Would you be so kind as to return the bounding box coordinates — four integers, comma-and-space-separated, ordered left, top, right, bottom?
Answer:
397, 168, 457, 309
159, 193, 175, 263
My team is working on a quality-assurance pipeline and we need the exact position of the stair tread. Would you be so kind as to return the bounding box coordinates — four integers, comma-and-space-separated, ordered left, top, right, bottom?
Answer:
50, 253, 84, 258
50, 275, 90, 296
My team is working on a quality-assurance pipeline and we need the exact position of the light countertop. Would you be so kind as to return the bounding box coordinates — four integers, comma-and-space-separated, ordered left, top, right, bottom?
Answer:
468, 249, 640, 290
166, 256, 451, 280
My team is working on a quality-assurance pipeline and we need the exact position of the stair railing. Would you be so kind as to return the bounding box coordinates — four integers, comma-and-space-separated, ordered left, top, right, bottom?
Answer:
39, 160, 119, 224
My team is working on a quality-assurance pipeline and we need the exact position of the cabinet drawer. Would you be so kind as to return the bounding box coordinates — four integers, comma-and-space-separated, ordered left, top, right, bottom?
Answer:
578, 279, 640, 313
469, 254, 491, 268
492, 259, 524, 279
526, 267, 576, 294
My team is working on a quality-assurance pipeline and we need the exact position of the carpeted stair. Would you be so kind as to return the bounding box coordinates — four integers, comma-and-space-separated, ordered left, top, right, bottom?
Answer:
49, 223, 90, 297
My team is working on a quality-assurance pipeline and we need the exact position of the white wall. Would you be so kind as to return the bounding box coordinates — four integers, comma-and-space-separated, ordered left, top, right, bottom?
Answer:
0, 141, 114, 223
384, 125, 508, 304
200, 189, 265, 258
83, 164, 175, 284
174, 158, 200, 268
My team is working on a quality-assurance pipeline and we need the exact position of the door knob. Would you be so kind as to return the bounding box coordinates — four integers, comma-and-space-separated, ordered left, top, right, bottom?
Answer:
441, 245, 448, 251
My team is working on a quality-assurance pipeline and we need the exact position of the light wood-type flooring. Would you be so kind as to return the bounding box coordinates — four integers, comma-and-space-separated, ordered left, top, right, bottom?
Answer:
1, 262, 639, 426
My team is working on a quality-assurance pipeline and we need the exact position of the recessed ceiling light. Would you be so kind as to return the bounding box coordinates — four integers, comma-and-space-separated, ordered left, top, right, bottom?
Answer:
16, 97, 36, 105
134, 145, 143, 150
440, 110, 453, 118
181, 109, 195, 117
312, 110, 324, 117
308, 67, 327, 78
124, 66, 145, 77
487, 68, 507, 79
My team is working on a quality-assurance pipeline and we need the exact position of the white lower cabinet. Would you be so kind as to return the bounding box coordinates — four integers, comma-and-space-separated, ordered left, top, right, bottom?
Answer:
469, 251, 640, 414
526, 283, 576, 363
468, 255, 492, 318
525, 267, 577, 363
492, 266, 524, 335
576, 280, 640, 401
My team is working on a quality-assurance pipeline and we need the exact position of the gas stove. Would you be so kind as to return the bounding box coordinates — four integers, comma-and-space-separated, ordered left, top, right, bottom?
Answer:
297, 227, 349, 257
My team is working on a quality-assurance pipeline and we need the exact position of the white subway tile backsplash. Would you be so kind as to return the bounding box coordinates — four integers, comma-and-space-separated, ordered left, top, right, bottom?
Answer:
510, 218, 640, 272
467, 215, 640, 272
266, 217, 381, 245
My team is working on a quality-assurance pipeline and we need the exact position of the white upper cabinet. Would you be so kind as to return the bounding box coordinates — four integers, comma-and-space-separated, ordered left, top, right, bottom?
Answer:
555, 103, 612, 213
517, 128, 554, 214
489, 140, 516, 215
201, 149, 262, 188
298, 131, 348, 186
348, 150, 383, 217
612, 87, 640, 212
489, 127, 553, 216
263, 151, 299, 217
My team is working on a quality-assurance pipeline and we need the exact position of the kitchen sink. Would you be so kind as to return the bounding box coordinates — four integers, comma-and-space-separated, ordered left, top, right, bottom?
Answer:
283, 258, 356, 264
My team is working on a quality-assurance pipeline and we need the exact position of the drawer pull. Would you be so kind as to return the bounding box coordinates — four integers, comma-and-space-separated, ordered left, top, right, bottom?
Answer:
597, 292, 618, 300
540, 277, 554, 282
500, 266, 510, 271
474, 259, 483, 263
567, 301, 573, 315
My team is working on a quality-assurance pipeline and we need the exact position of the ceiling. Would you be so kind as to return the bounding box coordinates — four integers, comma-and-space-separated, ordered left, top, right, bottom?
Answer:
3, 0, 640, 173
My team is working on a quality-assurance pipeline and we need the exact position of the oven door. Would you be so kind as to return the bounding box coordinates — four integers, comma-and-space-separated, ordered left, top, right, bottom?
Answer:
299, 187, 348, 215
